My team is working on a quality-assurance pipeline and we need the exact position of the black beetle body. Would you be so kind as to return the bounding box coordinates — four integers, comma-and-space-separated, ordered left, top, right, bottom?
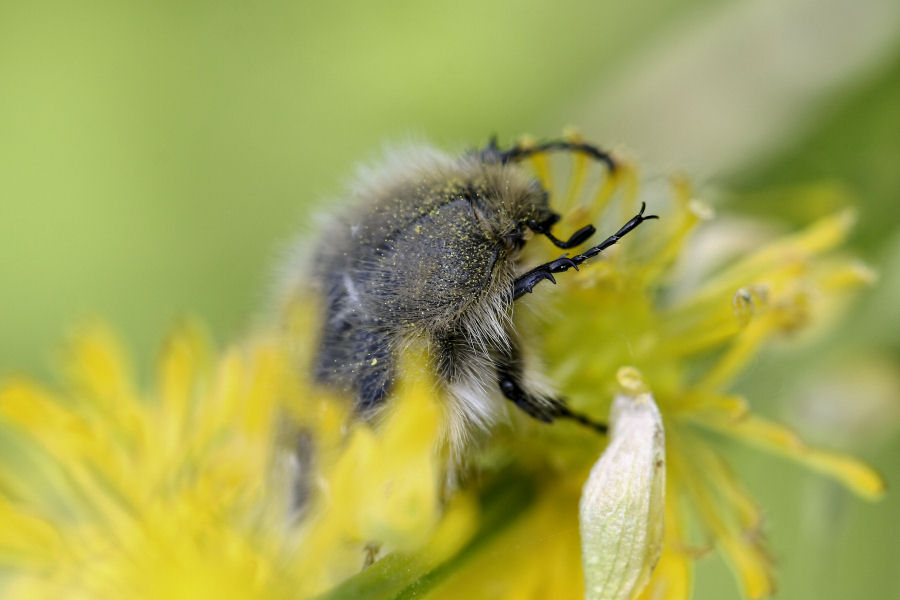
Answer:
304, 140, 655, 443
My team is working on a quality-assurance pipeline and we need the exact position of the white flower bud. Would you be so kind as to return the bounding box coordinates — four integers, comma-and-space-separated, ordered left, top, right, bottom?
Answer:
579, 371, 666, 600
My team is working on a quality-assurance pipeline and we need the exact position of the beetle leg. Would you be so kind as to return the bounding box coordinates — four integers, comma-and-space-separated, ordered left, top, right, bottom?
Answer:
567, 201, 659, 263
513, 256, 578, 299
527, 218, 596, 249
513, 202, 658, 300
495, 339, 608, 434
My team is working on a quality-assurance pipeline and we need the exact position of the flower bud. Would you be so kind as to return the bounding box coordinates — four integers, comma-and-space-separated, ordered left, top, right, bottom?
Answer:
579, 370, 666, 600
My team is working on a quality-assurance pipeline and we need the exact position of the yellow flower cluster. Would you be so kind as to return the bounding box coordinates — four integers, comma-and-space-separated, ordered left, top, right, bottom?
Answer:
0, 138, 885, 599
0, 323, 318, 599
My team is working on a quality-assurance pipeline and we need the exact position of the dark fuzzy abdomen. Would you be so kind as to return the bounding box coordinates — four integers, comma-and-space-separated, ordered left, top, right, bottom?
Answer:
313, 196, 505, 412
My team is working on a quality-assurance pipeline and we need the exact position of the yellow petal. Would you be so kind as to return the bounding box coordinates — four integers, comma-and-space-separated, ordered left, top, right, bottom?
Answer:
584, 168, 620, 221
635, 493, 694, 600
694, 312, 775, 392
356, 350, 442, 551
671, 440, 775, 600
637, 176, 710, 285
158, 320, 212, 413
701, 414, 885, 500
62, 324, 147, 448
63, 323, 135, 404
519, 134, 552, 190
0, 498, 61, 569
635, 549, 692, 600
719, 536, 776, 600
684, 209, 856, 309
562, 148, 590, 212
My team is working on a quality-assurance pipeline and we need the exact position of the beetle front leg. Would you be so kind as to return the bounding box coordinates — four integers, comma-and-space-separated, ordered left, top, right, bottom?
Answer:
513, 256, 580, 299
512, 202, 658, 300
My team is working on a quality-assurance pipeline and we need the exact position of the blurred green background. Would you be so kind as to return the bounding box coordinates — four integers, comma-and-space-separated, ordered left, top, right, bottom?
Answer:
1, 0, 898, 597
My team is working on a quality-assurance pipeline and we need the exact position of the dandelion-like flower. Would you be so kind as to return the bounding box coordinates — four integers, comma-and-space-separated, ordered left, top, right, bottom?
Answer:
0, 135, 885, 599
0, 323, 304, 598
475, 136, 886, 599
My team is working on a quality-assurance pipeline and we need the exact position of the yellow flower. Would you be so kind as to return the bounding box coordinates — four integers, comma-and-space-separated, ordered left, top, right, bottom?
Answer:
375, 135, 884, 599
0, 134, 885, 599
0, 322, 301, 599
0, 318, 471, 599
511, 138, 885, 599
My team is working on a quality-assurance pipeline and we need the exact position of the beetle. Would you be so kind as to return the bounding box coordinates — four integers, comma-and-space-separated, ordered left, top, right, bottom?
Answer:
303, 137, 656, 443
